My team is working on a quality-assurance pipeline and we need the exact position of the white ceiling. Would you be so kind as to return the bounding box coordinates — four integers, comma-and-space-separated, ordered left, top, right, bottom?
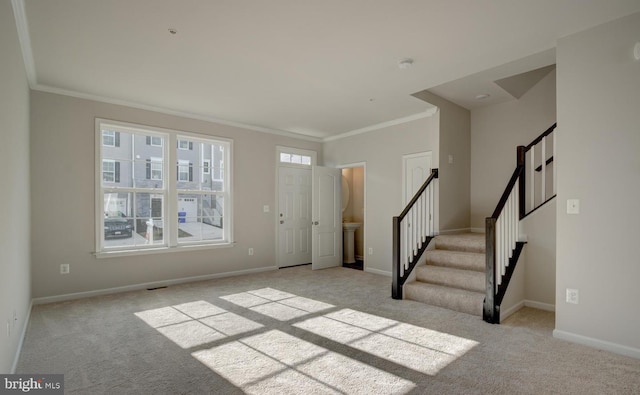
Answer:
15, 0, 640, 140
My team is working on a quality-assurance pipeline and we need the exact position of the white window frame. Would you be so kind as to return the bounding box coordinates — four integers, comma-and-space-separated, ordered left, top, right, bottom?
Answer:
95, 119, 233, 257
103, 130, 116, 147
102, 159, 115, 182
150, 157, 163, 181
276, 146, 317, 168
178, 139, 189, 150
178, 159, 190, 181
151, 136, 162, 147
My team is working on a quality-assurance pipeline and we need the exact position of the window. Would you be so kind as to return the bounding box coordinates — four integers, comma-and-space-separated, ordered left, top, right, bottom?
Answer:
178, 160, 191, 181
102, 130, 119, 147
102, 160, 117, 183
96, 119, 232, 255
146, 136, 163, 146
147, 157, 163, 180
279, 152, 312, 165
277, 147, 316, 167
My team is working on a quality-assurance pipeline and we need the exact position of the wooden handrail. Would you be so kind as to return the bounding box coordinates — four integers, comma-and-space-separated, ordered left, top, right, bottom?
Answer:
398, 168, 438, 221
392, 168, 438, 300
524, 123, 556, 151
490, 166, 523, 219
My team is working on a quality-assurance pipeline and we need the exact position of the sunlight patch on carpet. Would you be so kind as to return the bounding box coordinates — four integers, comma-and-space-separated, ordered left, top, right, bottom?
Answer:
192, 330, 416, 394
294, 309, 479, 376
221, 288, 335, 321
135, 300, 263, 349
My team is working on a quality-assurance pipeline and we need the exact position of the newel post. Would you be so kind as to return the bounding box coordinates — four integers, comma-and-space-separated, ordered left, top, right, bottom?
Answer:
517, 145, 526, 219
391, 216, 402, 299
483, 217, 498, 324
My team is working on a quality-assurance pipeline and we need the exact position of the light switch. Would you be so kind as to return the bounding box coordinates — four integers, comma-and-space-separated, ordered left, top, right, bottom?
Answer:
263, 205, 270, 213
448, 154, 454, 164
567, 199, 580, 214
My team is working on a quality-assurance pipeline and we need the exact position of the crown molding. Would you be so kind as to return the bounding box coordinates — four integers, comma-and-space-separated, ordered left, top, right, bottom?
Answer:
323, 107, 438, 142
12, 0, 36, 87
32, 84, 323, 142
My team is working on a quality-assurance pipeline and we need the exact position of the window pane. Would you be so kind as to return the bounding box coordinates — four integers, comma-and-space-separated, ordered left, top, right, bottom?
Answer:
102, 130, 115, 146
178, 194, 223, 243
280, 153, 291, 163
135, 193, 165, 245
291, 154, 302, 164
301, 155, 311, 165
103, 193, 136, 248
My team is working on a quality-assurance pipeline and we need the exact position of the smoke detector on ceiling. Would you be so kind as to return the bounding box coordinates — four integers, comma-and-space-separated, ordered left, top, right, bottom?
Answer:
475, 94, 491, 100
398, 58, 414, 69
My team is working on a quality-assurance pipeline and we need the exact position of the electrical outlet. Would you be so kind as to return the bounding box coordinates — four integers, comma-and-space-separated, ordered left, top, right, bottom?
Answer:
60, 264, 70, 274
248, 248, 254, 256
263, 205, 270, 213
6, 320, 10, 337
566, 288, 579, 304
368, 247, 373, 255
567, 199, 580, 214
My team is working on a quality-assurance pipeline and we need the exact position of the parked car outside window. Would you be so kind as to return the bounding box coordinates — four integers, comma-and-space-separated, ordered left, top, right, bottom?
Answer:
104, 211, 133, 239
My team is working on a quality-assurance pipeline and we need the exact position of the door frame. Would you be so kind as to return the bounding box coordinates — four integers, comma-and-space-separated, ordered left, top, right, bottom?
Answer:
275, 146, 317, 268
337, 162, 367, 270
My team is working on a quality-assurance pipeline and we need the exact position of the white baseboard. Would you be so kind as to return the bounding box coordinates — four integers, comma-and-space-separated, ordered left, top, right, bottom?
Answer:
11, 300, 33, 373
524, 300, 555, 312
470, 228, 485, 234
32, 266, 278, 305
500, 300, 556, 321
553, 329, 640, 360
365, 268, 391, 277
500, 301, 525, 320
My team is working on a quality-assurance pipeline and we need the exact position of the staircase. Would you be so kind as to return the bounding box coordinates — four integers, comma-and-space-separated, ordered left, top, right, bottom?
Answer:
404, 233, 485, 316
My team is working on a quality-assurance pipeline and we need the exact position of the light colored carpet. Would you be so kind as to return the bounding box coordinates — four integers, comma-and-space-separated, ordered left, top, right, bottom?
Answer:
16, 265, 640, 394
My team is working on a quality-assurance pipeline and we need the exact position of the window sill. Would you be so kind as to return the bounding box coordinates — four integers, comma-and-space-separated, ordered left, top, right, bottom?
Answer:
94, 242, 234, 259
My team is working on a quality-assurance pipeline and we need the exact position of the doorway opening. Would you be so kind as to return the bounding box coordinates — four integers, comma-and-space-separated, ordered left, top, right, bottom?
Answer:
339, 164, 365, 271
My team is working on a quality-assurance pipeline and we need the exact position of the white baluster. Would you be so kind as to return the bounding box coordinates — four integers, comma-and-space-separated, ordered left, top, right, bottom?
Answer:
541, 136, 546, 203
553, 131, 557, 196
530, 147, 535, 212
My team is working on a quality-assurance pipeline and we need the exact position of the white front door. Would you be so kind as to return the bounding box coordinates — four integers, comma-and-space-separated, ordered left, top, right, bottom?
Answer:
312, 166, 342, 270
278, 167, 312, 268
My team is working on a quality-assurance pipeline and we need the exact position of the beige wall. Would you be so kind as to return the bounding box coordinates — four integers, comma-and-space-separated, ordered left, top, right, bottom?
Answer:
470, 70, 556, 229
0, 0, 31, 373
469, 68, 557, 312
323, 116, 439, 275
413, 92, 471, 232
555, 12, 640, 357
30, 91, 322, 299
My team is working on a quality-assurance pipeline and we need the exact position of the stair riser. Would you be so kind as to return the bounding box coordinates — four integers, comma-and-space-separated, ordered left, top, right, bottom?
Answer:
416, 268, 485, 293
425, 251, 484, 272
404, 284, 484, 316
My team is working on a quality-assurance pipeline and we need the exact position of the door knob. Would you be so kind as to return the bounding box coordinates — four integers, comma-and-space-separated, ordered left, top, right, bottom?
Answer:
280, 220, 284, 224
313, 221, 319, 225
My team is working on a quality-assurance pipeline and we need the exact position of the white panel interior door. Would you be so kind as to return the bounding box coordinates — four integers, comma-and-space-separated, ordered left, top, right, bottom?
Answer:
278, 167, 312, 268
312, 166, 342, 270
403, 152, 432, 205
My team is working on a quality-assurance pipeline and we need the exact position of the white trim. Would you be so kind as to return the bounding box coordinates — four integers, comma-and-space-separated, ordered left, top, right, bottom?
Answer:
501, 301, 525, 321
33, 84, 323, 142
553, 329, 640, 360
470, 227, 485, 234
323, 108, 438, 142
364, 268, 391, 277
524, 300, 555, 312
11, 300, 33, 374
95, 241, 234, 259
11, 0, 36, 87
32, 266, 278, 305
275, 146, 317, 168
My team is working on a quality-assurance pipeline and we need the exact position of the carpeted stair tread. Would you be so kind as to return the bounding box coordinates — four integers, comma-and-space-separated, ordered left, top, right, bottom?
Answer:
416, 265, 485, 293
435, 233, 485, 253
404, 282, 484, 316
425, 249, 485, 272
